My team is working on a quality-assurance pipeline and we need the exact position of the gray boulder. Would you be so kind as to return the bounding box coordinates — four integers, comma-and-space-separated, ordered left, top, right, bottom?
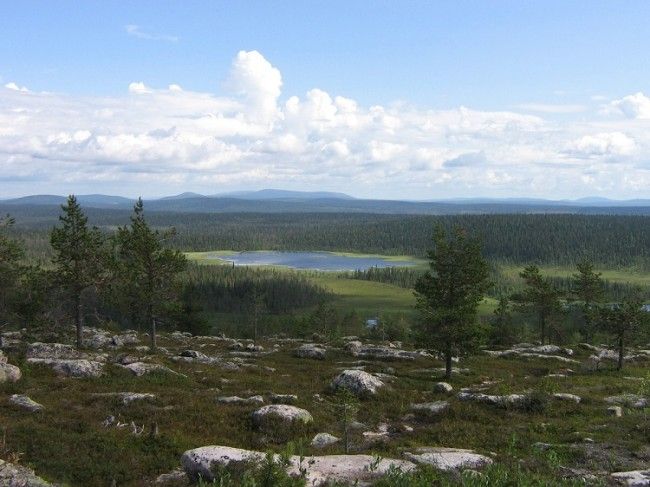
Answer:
311, 433, 340, 449
0, 363, 21, 383
331, 370, 385, 396
0, 459, 52, 486
27, 358, 104, 378
553, 393, 581, 403
294, 344, 326, 360
403, 447, 493, 471
217, 395, 264, 405
410, 401, 450, 417
434, 382, 453, 393
610, 469, 650, 486
251, 405, 313, 430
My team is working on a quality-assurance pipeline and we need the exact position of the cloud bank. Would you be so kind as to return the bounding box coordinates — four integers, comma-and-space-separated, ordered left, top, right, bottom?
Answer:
2, 50, 650, 198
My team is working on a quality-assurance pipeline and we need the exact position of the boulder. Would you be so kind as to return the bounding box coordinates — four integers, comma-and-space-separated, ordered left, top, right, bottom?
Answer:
217, 395, 264, 405
251, 405, 313, 430
607, 406, 623, 417
121, 362, 180, 377
610, 469, 650, 486
180, 350, 208, 360
27, 358, 104, 378
10, 394, 43, 412
349, 344, 430, 361
311, 433, 340, 449
434, 382, 453, 393
181, 445, 416, 485
0, 459, 52, 486
26, 342, 84, 360
553, 393, 581, 403
294, 344, 326, 360
403, 447, 493, 471
0, 363, 21, 383
269, 393, 298, 404
458, 392, 528, 408
331, 370, 385, 396
410, 401, 449, 417
605, 394, 648, 409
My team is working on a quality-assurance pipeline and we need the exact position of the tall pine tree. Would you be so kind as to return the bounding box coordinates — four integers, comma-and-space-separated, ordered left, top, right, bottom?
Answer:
516, 265, 563, 345
115, 198, 186, 350
571, 259, 605, 343
414, 227, 491, 380
50, 196, 105, 348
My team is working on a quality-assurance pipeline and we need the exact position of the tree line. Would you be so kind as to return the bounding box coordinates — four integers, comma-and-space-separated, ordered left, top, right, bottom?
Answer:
414, 227, 650, 378
1, 196, 186, 350
5, 207, 650, 267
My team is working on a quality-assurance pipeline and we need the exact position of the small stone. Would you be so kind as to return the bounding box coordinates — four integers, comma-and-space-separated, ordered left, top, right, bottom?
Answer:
553, 393, 581, 403
410, 401, 450, 417
269, 393, 298, 404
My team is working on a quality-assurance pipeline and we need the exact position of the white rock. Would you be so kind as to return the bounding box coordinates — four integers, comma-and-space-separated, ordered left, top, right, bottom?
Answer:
217, 395, 264, 405
10, 394, 43, 412
331, 370, 385, 396
251, 405, 313, 429
0, 459, 51, 486
311, 433, 340, 448
403, 447, 493, 471
434, 382, 453, 393
122, 362, 180, 377
607, 406, 623, 417
294, 344, 326, 360
605, 394, 648, 409
611, 469, 650, 486
0, 363, 21, 383
269, 393, 298, 404
553, 393, 581, 403
27, 358, 104, 378
410, 401, 450, 416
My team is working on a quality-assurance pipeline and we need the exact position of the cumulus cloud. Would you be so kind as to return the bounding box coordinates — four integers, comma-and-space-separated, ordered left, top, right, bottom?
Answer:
568, 132, 636, 159
3, 51, 650, 198
611, 92, 650, 119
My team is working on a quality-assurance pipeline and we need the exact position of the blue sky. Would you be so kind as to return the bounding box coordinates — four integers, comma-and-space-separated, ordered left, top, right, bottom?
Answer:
2, 1, 650, 199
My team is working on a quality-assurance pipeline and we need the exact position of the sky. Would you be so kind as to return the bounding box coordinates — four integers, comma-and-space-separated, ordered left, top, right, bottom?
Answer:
3, 1, 650, 200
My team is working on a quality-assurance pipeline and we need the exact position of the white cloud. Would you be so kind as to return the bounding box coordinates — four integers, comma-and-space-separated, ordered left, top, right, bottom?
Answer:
568, 132, 636, 158
124, 24, 178, 42
611, 92, 650, 119
4, 82, 29, 92
3, 51, 650, 198
517, 103, 586, 114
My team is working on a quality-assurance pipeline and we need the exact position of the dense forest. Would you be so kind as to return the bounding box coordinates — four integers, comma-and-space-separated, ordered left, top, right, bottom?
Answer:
4, 205, 650, 267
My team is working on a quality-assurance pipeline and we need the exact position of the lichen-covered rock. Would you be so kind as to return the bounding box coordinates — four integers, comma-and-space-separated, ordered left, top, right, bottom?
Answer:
217, 395, 264, 405
121, 362, 180, 377
605, 394, 648, 409
349, 344, 430, 361
610, 469, 650, 486
294, 344, 326, 360
311, 433, 340, 449
26, 342, 84, 360
27, 358, 104, 378
553, 393, 581, 403
607, 406, 623, 417
458, 392, 528, 407
403, 447, 493, 471
0, 362, 21, 383
0, 459, 52, 486
10, 394, 44, 412
331, 370, 385, 396
181, 445, 416, 485
251, 405, 313, 430
269, 393, 298, 404
410, 401, 450, 417
434, 382, 453, 393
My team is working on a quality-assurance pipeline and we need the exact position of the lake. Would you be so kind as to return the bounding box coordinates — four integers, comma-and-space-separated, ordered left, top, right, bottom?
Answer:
209, 251, 417, 271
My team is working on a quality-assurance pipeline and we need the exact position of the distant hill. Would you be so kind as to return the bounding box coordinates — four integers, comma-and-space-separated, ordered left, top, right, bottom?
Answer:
3, 190, 650, 215
215, 189, 356, 200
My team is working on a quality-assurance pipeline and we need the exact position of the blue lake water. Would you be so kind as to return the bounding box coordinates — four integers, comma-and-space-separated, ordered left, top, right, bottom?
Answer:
210, 251, 416, 271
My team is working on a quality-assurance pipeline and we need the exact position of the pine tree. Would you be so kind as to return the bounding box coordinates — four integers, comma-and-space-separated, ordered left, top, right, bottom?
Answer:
571, 259, 604, 343
0, 215, 25, 323
115, 198, 186, 351
490, 295, 518, 345
50, 196, 105, 348
414, 227, 491, 380
598, 293, 647, 370
515, 265, 562, 345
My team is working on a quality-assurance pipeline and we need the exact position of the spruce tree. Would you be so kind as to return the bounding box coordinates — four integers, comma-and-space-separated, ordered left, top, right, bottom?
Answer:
414, 227, 491, 380
598, 293, 647, 370
115, 198, 186, 351
0, 215, 25, 323
50, 196, 104, 348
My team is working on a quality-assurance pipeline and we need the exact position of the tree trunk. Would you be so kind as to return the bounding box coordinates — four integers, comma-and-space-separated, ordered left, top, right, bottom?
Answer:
75, 293, 83, 349
617, 336, 624, 371
149, 303, 156, 352
540, 315, 546, 345
445, 346, 453, 380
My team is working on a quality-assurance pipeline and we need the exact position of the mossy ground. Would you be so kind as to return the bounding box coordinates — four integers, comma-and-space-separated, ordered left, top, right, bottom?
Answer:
1, 335, 648, 486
